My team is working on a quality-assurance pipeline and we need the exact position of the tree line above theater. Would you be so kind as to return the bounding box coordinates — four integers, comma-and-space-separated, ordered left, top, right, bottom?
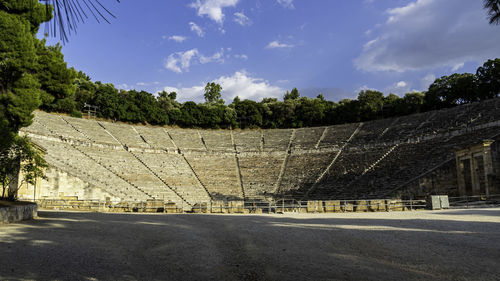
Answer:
59, 58, 498, 129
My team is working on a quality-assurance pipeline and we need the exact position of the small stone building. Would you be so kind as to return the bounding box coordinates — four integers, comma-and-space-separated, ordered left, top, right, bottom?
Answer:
455, 140, 500, 196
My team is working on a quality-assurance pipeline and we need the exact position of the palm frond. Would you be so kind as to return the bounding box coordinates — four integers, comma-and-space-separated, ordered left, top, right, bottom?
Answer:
484, 0, 500, 25
41, 0, 120, 43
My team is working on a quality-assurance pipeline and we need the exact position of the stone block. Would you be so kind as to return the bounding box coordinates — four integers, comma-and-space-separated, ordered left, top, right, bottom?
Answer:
211, 201, 225, 213
369, 200, 386, 212
228, 201, 244, 213
387, 199, 403, 211
307, 201, 324, 213
341, 202, 354, 212
324, 200, 341, 212
355, 200, 368, 212
165, 202, 177, 213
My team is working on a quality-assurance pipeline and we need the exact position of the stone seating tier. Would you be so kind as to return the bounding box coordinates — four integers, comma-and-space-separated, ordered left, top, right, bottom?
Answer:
23, 97, 500, 202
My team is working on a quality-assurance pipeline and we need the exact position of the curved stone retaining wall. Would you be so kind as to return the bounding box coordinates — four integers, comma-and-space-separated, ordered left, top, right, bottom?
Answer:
0, 202, 38, 224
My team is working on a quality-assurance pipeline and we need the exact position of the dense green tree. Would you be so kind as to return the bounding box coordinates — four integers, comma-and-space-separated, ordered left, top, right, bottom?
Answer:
74, 71, 97, 110
0, 1, 50, 135
425, 73, 479, 109
231, 98, 263, 128
35, 39, 77, 114
357, 90, 384, 121
284, 87, 300, 100
295, 97, 326, 127
476, 58, 500, 99
204, 82, 223, 104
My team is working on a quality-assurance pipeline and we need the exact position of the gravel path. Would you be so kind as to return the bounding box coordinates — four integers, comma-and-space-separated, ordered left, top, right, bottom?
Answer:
1, 208, 499, 281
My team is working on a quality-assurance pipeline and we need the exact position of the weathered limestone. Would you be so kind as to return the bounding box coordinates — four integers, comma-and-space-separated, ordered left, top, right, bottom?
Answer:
324, 200, 341, 212
0, 202, 37, 224
369, 200, 387, 211
307, 201, 324, 213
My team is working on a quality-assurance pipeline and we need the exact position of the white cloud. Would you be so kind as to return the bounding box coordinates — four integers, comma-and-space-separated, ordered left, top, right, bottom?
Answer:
233, 12, 252, 26
137, 81, 160, 87
162, 71, 284, 102
117, 83, 133, 90
355, 0, 500, 72
420, 74, 436, 90
164, 49, 225, 73
277, 0, 294, 9
234, 54, 248, 60
266, 40, 294, 49
199, 49, 225, 64
385, 80, 412, 95
355, 85, 378, 94
189, 0, 239, 24
168, 35, 187, 43
189, 22, 205, 37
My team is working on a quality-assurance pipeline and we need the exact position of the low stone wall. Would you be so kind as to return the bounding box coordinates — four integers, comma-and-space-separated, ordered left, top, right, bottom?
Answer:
35, 198, 427, 214
0, 201, 38, 224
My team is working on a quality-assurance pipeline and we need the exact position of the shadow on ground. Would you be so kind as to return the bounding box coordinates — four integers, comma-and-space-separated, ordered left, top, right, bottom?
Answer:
1, 209, 500, 281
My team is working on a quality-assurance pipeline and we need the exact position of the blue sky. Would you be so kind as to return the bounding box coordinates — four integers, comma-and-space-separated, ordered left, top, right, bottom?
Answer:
40, 0, 500, 103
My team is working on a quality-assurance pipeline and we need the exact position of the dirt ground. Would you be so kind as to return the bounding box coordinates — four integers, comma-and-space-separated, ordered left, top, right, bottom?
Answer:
1, 208, 499, 281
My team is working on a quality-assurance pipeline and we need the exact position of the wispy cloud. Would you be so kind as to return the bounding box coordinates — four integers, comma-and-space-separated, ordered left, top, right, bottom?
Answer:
164, 49, 225, 73
233, 12, 252, 26
189, 0, 239, 24
234, 54, 248, 60
266, 40, 294, 49
277, 0, 294, 9
355, 0, 500, 72
189, 22, 205, 37
168, 35, 187, 43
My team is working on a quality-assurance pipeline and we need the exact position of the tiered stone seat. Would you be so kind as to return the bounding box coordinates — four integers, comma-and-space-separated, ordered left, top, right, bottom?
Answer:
239, 154, 284, 198
167, 129, 206, 151
62, 116, 118, 144
310, 145, 395, 199
292, 127, 325, 150
352, 118, 395, 145
263, 129, 292, 152
134, 126, 176, 150
184, 153, 242, 199
23, 117, 51, 136
200, 130, 233, 152
317, 123, 359, 149
233, 130, 261, 152
279, 151, 337, 197
80, 146, 184, 205
98, 122, 149, 148
134, 152, 210, 204
34, 138, 150, 201
35, 111, 87, 141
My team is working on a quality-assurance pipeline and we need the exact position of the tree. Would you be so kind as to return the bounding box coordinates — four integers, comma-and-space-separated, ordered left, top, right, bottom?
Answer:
204, 82, 223, 104
476, 58, 500, 99
0, 136, 47, 200
425, 73, 479, 109
484, 0, 500, 25
35, 39, 77, 114
232, 99, 263, 128
0, 0, 51, 152
357, 90, 384, 121
284, 87, 300, 100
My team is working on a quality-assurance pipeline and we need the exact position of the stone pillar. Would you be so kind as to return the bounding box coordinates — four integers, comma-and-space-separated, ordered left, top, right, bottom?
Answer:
482, 141, 494, 196
456, 155, 466, 196
470, 154, 479, 196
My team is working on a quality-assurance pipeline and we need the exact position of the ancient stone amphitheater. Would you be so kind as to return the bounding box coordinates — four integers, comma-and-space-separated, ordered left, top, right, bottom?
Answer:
19, 98, 500, 209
